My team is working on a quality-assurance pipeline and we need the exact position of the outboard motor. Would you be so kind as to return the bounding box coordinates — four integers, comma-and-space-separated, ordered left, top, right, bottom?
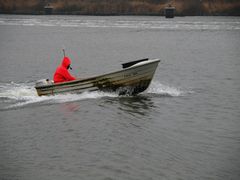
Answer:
35, 79, 53, 87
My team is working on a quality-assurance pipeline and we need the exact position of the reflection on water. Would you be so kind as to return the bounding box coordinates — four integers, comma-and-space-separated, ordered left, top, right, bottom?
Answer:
103, 95, 156, 118
56, 91, 161, 119
61, 102, 81, 113
119, 95, 154, 116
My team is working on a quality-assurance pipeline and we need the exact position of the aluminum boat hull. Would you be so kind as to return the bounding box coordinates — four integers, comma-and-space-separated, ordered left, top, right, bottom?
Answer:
35, 59, 160, 96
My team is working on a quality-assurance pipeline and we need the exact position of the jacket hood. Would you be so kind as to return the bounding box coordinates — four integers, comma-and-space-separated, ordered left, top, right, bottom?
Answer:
61, 57, 71, 68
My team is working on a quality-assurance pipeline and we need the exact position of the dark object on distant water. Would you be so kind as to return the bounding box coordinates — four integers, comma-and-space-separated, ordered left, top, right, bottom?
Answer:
165, 4, 175, 18
44, 4, 53, 15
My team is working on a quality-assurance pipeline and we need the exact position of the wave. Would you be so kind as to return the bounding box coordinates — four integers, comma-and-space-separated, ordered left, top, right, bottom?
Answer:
0, 81, 191, 109
147, 81, 192, 97
0, 82, 37, 100
0, 82, 117, 109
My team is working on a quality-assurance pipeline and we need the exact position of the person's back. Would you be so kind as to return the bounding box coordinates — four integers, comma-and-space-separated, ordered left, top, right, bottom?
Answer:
53, 56, 76, 83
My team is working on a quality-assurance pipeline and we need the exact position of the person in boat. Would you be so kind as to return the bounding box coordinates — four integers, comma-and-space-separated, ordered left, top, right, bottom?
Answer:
53, 56, 76, 83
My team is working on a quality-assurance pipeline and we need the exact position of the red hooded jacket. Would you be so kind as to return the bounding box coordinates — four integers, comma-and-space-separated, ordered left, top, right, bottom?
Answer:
53, 57, 76, 83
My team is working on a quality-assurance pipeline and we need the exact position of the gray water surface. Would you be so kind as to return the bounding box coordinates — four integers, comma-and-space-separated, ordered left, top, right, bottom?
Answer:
0, 15, 240, 180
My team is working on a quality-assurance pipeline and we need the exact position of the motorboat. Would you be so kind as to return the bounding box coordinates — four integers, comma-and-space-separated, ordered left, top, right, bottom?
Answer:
35, 58, 160, 96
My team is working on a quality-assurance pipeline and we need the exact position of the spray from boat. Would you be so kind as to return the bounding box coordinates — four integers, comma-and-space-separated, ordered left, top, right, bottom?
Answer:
147, 81, 189, 97
0, 81, 190, 109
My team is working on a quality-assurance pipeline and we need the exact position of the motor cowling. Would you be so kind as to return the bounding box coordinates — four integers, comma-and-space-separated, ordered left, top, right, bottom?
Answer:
35, 79, 53, 87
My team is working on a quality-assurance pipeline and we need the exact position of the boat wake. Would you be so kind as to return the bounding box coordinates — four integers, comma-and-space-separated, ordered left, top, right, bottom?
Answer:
147, 81, 190, 97
0, 81, 191, 110
0, 82, 118, 110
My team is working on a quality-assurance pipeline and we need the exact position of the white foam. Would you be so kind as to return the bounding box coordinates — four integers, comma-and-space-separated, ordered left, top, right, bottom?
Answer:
0, 82, 118, 109
0, 81, 192, 109
147, 81, 189, 96
7, 91, 118, 108
0, 82, 38, 100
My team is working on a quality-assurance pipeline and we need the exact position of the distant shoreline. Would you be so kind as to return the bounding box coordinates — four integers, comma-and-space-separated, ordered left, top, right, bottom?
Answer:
0, 0, 240, 16
0, 12, 239, 16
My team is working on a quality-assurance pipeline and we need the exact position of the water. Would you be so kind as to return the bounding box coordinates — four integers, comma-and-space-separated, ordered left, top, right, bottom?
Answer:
0, 15, 240, 180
